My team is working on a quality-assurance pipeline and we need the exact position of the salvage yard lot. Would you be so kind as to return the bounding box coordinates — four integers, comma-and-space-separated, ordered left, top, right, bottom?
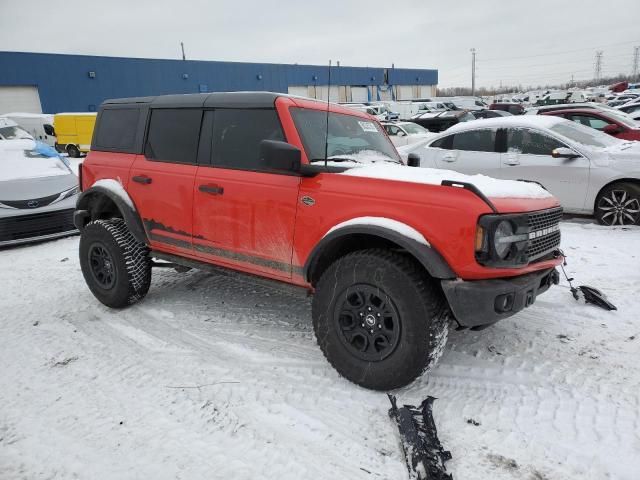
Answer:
1, 220, 639, 480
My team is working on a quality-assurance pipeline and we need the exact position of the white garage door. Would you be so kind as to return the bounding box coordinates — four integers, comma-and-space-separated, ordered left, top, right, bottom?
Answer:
396, 86, 414, 101
288, 86, 311, 99
351, 87, 368, 103
0, 86, 42, 114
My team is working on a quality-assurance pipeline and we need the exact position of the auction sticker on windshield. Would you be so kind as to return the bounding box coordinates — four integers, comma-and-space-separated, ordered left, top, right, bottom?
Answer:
358, 121, 378, 133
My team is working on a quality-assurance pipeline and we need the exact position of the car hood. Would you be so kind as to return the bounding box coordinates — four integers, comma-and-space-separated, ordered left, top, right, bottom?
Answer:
0, 174, 77, 201
0, 139, 73, 182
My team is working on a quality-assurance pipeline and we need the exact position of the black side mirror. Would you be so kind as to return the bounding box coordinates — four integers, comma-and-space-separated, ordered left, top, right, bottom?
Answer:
407, 153, 421, 167
260, 140, 301, 173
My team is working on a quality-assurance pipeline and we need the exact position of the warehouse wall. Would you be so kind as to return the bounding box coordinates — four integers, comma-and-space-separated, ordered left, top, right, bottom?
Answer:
0, 51, 438, 113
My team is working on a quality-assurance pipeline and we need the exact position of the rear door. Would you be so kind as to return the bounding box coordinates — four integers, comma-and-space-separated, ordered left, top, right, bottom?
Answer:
127, 108, 201, 254
192, 108, 300, 280
497, 127, 590, 211
432, 129, 502, 176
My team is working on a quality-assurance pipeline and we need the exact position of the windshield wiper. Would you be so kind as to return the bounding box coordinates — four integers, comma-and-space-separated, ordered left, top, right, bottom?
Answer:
311, 157, 359, 164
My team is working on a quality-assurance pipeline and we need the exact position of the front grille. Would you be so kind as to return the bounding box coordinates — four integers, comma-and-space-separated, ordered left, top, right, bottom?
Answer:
526, 207, 563, 261
0, 192, 61, 209
0, 209, 76, 243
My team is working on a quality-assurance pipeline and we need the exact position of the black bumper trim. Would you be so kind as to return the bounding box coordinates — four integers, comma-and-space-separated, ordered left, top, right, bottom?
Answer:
441, 268, 559, 328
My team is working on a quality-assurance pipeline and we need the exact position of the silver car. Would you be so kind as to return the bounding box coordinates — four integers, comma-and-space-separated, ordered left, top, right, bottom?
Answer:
0, 139, 79, 246
409, 116, 640, 225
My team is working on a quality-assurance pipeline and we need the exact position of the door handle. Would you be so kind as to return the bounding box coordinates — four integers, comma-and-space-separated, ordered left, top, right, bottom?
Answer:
505, 159, 520, 166
199, 184, 224, 195
442, 154, 456, 163
132, 175, 152, 184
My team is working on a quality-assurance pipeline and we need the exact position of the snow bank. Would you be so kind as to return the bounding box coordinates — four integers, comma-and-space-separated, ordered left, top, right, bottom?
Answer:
326, 217, 430, 246
92, 178, 134, 209
340, 164, 552, 199
0, 139, 71, 182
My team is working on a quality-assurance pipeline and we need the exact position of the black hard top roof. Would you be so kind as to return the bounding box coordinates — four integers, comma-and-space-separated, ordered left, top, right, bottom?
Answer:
102, 91, 283, 109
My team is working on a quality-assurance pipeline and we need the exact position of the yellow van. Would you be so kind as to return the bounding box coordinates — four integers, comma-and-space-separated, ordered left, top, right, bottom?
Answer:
54, 112, 97, 158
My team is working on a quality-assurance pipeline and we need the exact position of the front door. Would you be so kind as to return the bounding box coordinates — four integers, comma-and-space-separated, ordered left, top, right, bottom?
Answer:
192, 109, 300, 279
497, 127, 590, 212
127, 108, 202, 254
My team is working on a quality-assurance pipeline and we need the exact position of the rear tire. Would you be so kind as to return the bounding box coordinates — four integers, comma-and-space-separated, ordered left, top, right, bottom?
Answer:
66, 144, 81, 158
312, 249, 449, 390
79, 218, 151, 308
594, 182, 640, 226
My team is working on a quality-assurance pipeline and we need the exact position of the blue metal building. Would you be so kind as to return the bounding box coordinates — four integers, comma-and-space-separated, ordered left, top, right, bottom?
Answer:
0, 51, 438, 114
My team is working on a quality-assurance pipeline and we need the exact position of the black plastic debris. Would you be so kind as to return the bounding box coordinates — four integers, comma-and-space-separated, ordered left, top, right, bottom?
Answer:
576, 285, 617, 311
559, 253, 617, 311
388, 394, 453, 480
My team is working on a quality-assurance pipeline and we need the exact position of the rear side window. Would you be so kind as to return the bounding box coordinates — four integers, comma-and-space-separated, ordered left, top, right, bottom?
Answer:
94, 109, 139, 151
145, 109, 202, 164
211, 109, 284, 170
451, 129, 496, 152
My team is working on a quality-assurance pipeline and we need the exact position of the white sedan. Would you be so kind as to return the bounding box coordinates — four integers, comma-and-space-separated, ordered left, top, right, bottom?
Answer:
406, 115, 640, 225
382, 121, 434, 147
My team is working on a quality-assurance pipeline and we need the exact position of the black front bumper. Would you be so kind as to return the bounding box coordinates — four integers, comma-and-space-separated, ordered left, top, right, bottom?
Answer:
441, 268, 560, 328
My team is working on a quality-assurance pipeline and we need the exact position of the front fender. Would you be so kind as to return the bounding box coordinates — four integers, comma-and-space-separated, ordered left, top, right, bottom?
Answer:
74, 183, 148, 245
304, 222, 456, 283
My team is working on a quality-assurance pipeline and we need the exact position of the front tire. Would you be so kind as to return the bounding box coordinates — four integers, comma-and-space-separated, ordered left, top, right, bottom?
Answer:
595, 182, 640, 226
312, 249, 449, 390
79, 218, 151, 308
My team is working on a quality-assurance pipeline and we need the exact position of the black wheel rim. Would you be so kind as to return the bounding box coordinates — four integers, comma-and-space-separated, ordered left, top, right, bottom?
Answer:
333, 284, 401, 362
597, 189, 640, 225
88, 242, 116, 289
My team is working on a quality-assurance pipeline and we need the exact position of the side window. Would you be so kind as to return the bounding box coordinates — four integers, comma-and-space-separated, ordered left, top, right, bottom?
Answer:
568, 115, 609, 131
385, 125, 400, 136
430, 135, 452, 149
211, 109, 284, 171
507, 128, 564, 156
451, 129, 496, 152
94, 108, 140, 151
145, 109, 202, 164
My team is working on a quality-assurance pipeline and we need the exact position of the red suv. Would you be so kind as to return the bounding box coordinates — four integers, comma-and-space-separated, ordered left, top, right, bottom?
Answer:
75, 92, 563, 390
541, 108, 640, 141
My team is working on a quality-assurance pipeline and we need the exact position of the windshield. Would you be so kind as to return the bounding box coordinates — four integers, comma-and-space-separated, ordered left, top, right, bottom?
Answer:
402, 123, 429, 135
549, 121, 621, 148
290, 108, 401, 163
0, 125, 33, 140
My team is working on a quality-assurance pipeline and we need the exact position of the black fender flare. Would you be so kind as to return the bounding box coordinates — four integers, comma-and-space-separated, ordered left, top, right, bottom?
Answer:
303, 224, 456, 283
74, 185, 148, 245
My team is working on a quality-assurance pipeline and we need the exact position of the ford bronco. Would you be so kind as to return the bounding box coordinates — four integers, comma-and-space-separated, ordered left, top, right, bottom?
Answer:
75, 92, 563, 390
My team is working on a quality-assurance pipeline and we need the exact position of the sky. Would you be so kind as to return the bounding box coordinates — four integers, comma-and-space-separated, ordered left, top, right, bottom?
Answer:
1, 0, 639, 89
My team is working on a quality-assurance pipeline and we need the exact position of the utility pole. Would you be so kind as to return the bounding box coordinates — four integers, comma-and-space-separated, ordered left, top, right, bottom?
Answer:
633, 46, 640, 81
470, 48, 476, 96
180, 42, 186, 61
594, 51, 603, 82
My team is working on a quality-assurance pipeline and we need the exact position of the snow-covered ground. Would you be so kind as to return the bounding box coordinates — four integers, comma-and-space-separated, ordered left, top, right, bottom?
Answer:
1, 220, 639, 480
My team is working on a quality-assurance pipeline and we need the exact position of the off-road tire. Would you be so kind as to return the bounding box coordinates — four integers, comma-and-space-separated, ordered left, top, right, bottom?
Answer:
66, 144, 81, 158
312, 249, 449, 390
79, 218, 151, 308
594, 182, 640, 226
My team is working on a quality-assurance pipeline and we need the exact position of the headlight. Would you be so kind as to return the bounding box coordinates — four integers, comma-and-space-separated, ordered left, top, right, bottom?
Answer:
476, 215, 530, 267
